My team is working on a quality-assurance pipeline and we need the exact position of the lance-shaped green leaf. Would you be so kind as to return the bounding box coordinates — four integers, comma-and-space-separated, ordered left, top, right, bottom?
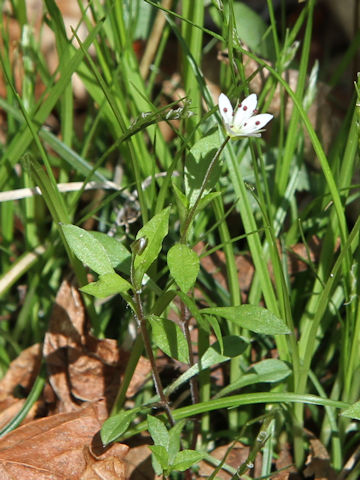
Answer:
101, 408, 141, 445
166, 335, 248, 396
80, 272, 132, 298
148, 316, 189, 363
61, 224, 113, 275
202, 305, 291, 335
185, 131, 221, 207
216, 359, 291, 398
197, 191, 222, 211
147, 415, 170, 475
147, 415, 169, 448
149, 445, 169, 473
172, 450, 205, 471
167, 244, 199, 293
168, 420, 185, 465
91, 231, 131, 273
133, 207, 170, 289
341, 401, 360, 421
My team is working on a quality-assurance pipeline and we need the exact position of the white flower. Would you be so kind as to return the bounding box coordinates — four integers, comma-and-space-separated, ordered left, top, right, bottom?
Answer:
218, 92, 273, 138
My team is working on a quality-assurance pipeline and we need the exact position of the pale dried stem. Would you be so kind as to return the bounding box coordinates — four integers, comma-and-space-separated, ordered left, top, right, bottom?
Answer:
139, 0, 173, 80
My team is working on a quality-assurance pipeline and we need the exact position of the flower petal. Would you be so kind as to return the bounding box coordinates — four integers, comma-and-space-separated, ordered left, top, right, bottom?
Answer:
233, 93, 257, 126
218, 93, 233, 125
239, 113, 273, 135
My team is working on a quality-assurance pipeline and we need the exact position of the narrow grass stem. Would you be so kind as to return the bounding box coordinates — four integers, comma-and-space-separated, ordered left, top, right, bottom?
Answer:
251, 163, 299, 366
344, 296, 360, 402
110, 334, 144, 415
212, 196, 242, 431
0, 363, 46, 437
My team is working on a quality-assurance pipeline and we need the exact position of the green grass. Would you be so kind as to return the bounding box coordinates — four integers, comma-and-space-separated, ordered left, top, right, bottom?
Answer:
0, 0, 360, 477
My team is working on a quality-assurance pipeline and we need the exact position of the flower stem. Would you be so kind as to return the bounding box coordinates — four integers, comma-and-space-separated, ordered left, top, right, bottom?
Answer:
178, 135, 230, 444
180, 135, 230, 243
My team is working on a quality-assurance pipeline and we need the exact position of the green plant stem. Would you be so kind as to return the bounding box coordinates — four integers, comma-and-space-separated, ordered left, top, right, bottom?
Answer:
233, 414, 273, 479
178, 135, 231, 442
275, 0, 315, 199
181, 136, 230, 243
130, 257, 175, 426
121, 392, 350, 440
180, 302, 199, 406
180, 301, 202, 449
309, 369, 342, 470
134, 290, 174, 426
212, 195, 242, 432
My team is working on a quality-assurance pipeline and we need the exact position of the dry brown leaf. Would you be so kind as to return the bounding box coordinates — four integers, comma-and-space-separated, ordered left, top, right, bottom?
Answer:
303, 438, 336, 480
80, 456, 126, 480
193, 242, 254, 302
43, 280, 87, 412
2, 0, 94, 102
271, 443, 298, 480
43, 280, 125, 412
125, 356, 151, 399
0, 398, 43, 432
43, 279, 151, 413
123, 443, 154, 480
0, 398, 25, 430
198, 442, 262, 479
286, 236, 321, 275
0, 344, 43, 428
81, 441, 128, 480
68, 339, 120, 403
0, 403, 128, 480
0, 344, 42, 402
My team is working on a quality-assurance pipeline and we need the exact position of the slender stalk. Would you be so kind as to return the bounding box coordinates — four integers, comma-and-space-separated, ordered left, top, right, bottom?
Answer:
212, 195, 242, 432
178, 135, 230, 445
140, 0, 173, 79
130, 255, 175, 426
180, 301, 201, 449
180, 136, 230, 243
180, 302, 199, 406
